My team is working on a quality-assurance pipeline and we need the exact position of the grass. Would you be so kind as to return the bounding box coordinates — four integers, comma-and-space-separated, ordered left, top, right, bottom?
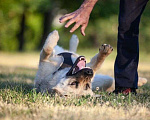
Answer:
0, 50, 150, 120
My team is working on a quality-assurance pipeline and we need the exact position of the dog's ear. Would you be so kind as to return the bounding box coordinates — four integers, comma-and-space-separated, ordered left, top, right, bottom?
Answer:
40, 30, 59, 61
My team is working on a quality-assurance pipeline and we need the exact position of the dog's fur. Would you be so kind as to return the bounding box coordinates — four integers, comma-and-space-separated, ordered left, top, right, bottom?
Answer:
34, 30, 147, 96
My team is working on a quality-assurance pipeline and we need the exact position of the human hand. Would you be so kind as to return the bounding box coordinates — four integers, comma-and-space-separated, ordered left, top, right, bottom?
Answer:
59, 7, 91, 36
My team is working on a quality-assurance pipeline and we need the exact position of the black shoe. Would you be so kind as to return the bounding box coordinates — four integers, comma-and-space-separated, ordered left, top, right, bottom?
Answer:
113, 87, 137, 95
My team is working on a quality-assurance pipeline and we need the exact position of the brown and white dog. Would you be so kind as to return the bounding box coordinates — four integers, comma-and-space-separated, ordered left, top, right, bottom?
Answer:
34, 30, 147, 96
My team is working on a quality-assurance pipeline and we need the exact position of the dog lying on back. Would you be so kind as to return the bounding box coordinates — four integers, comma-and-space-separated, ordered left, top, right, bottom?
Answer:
34, 30, 147, 96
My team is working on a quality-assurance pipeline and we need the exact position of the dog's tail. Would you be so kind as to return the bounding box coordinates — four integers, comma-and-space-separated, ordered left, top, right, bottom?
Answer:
106, 77, 147, 92
138, 77, 147, 87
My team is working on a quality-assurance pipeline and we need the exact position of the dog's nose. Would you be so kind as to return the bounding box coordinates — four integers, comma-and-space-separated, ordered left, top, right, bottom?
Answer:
84, 69, 93, 76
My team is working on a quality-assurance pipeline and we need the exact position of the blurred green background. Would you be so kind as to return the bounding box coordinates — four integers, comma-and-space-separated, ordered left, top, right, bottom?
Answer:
0, 0, 150, 52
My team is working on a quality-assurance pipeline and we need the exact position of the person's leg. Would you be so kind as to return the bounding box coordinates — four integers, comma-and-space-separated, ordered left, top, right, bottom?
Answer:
114, 0, 148, 93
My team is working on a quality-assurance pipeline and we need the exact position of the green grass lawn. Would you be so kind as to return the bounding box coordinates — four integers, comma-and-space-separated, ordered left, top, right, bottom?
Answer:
0, 50, 150, 120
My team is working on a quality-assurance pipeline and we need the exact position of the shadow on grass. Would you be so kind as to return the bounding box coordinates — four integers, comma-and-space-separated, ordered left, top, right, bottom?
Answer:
0, 65, 36, 94
0, 81, 33, 94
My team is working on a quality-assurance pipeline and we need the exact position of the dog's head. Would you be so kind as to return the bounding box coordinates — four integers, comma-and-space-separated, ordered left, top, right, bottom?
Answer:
52, 53, 94, 96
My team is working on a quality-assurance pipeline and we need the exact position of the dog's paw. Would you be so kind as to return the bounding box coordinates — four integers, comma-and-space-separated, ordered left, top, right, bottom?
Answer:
43, 30, 59, 53
99, 44, 113, 55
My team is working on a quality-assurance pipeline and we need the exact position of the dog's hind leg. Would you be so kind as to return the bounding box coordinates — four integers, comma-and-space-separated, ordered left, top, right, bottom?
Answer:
69, 34, 79, 53
40, 30, 59, 61
92, 74, 115, 92
87, 44, 113, 72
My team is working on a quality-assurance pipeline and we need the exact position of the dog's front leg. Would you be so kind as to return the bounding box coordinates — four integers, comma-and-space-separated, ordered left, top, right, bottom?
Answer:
35, 30, 62, 93
40, 30, 59, 61
69, 34, 79, 53
87, 44, 113, 72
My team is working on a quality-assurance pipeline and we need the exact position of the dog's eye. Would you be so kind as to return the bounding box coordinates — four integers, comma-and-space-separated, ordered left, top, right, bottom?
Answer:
70, 82, 76, 85
71, 81, 78, 85
85, 84, 90, 90
70, 81, 79, 88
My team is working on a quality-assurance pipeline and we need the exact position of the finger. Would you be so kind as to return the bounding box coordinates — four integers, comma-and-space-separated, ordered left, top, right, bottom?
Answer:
59, 13, 74, 23
70, 22, 81, 33
81, 24, 87, 36
65, 18, 76, 28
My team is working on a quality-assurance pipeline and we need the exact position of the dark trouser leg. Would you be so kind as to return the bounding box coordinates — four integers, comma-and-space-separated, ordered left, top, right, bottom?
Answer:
114, 0, 148, 89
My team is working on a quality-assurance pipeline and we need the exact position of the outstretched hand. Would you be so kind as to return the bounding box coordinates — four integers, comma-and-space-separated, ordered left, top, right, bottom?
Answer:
59, 0, 98, 36
59, 7, 90, 36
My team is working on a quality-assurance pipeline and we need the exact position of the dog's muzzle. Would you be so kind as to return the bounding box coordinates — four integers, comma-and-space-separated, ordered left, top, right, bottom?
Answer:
56, 52, 93, 77
66, 56, 93, 77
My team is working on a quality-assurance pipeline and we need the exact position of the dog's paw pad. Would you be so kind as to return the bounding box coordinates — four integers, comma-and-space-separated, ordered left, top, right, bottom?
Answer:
99, 44, 113, 55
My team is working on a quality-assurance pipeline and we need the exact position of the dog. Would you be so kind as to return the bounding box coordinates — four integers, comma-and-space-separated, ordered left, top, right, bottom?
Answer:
34, 30, 147, 96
